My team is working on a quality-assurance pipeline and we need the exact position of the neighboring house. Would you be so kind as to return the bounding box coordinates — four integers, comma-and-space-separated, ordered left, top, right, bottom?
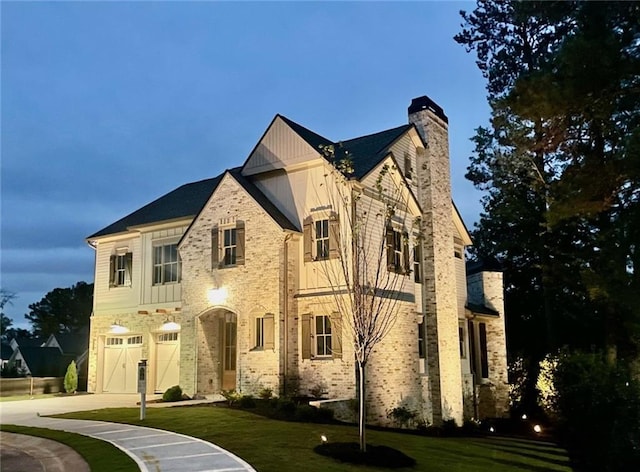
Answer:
86, 95, 509, 425
44, 328, 90, 388
1, 343, 13, 369
7, 346, 72, 377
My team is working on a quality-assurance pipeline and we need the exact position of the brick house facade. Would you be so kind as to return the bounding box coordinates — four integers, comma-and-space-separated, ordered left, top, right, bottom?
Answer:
86, 95, 509, 425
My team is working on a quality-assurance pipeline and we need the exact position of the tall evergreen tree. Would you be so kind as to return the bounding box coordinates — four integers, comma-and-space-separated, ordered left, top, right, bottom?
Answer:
456, 0, 640, 394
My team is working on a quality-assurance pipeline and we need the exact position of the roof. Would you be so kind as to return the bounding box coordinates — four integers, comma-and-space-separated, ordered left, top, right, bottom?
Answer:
50, 328, 89, 355
339, 124, 414, 179
88, 175, 224, 239
11, 337, 45, 349
1, 343, 13, 360
16, 346, 74, 377
90, 116, 418, 239
228, 168, 299, 232
466, 257, 504, 275
466, 303, 500, 317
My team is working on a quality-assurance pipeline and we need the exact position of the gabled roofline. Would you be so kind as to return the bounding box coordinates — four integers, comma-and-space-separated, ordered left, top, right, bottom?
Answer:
178, 169, 300, 247
452, 202, 473, 246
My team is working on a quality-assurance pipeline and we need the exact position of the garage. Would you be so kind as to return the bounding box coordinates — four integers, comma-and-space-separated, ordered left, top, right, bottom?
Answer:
102, 335, 143, 393
155, 331, 180, 393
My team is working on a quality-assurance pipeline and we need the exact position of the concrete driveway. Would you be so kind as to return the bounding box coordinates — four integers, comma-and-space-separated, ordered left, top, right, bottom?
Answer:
0, 393, 256, 472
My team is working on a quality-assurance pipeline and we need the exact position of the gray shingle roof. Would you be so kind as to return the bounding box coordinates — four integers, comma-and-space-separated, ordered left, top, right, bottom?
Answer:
88, 176, 224, 239
89, 117, 416, 239
17, 346, 73, 377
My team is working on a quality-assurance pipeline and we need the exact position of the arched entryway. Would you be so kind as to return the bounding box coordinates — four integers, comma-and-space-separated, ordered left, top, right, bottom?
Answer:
197, 309, 237, 394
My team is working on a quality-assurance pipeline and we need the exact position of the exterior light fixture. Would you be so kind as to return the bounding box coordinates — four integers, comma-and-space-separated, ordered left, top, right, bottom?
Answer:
110, 320, 129, 334
489, 426, 495, 433
320, 434, 328, 444
521, 414, 527, 420
533, 424, 542, 434
161, 315, 180, 331
207, 286, 228, 305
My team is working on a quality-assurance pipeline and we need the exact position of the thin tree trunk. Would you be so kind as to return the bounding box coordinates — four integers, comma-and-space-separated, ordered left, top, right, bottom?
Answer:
358, 361, 366, 452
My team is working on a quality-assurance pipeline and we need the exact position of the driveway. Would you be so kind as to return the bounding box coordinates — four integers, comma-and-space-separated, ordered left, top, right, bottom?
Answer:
0, 393, 256, 472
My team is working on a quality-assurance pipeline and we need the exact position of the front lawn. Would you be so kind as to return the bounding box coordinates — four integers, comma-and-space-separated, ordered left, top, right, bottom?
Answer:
55, 405, 573, 472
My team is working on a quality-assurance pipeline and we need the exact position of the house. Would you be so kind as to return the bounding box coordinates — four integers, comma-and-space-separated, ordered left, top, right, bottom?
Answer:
44, 328, 90, 389
86, 95, 509, 425
1, 343, 13, 369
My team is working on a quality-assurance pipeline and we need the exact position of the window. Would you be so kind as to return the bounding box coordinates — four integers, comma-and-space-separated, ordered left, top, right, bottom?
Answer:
212, 222, 245, 268
418, 320, 426, 359
404, 152, 412, 180
315, 219, 329, 260
223, 228, 237, 265
469, 321, 489, 382
458, 323, 466, 358
303, 214, 339, 262
414, 245, 422, 283
109, 252, 132, 287
158, 332, 178, 342
252, 313, 274, 350
315, 315, 332, 357
153, 244, 180, 285
301, 313, 342, 359
128, 335, 143, 345
106, 337, 123, 346
386, 226, 410, 274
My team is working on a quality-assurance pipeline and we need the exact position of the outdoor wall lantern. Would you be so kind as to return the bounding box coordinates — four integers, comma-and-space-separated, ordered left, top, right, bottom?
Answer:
207, 286, 228, 305
110, 320, 129, 334
160, 315, 180, 331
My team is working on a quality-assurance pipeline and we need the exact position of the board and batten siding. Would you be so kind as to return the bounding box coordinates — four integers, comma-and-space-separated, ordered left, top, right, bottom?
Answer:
243, 116, 322, 176
388, 133, 419, 192
93, 237, 141, 314
140, 226, 187, 305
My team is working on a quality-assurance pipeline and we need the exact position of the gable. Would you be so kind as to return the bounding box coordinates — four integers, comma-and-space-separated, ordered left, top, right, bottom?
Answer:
453, 202, 473, 246
242, 115, 329, 176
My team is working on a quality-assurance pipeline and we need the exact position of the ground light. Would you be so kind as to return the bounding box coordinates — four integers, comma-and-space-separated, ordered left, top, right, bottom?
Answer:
320, 435, 328, 444
533, 424, 542, 434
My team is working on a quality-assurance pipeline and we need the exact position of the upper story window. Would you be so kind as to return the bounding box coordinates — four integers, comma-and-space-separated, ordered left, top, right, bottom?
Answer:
153, 244, 180, 285
223, 228, 237, 265
303, 213, 339, 262
413, 245, 422, 283
404, 152, 413, 180
109, 252, 132, 287
386, 226, 410, 274
212, 221, 245, 268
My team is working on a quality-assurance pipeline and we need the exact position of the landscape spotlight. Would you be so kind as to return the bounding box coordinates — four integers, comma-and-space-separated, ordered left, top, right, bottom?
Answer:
320, 435, 328, 444
533, 424, 542, 434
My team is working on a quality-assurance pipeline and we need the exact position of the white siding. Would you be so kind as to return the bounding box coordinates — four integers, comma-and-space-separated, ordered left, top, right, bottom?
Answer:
243, 116, 321, 175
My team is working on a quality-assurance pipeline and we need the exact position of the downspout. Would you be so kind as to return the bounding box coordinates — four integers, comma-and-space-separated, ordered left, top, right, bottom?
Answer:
283, 232, 293, 395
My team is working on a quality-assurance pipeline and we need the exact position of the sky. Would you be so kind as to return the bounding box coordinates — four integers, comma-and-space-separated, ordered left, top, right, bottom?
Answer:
1, 1, 490, 330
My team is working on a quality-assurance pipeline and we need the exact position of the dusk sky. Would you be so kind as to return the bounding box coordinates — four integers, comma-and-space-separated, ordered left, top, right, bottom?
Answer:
1, 1, 489, 330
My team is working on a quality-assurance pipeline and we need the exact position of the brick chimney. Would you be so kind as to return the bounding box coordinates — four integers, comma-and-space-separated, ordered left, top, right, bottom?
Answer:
409, 95, 463, 425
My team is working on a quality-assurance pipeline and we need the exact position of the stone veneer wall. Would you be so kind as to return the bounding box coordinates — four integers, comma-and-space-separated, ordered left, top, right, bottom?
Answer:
409, 103, 464, 425
178, 174, 287, 397
467, 271, 509, 418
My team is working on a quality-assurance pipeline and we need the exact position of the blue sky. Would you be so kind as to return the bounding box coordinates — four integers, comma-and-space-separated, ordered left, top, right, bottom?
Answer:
1, 1, 488, 330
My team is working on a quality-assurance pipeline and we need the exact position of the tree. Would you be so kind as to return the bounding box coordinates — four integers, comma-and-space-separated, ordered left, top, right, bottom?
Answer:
1, 289, 17, 341
456, 0, 640, 405
316, 144, 420, 451
25, 282, 94, 338
64, 360, 78, 394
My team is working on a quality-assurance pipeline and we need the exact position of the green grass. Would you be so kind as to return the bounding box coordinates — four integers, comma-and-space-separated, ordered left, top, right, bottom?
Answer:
0, 393, 59, 402
1, 424, 138, 472
55, 405, 573, 472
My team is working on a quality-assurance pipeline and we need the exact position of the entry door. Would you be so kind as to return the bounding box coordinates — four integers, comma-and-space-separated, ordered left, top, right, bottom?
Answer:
103, 336, 142, 393
155, 332, 180, 393
221, 315, 237, 390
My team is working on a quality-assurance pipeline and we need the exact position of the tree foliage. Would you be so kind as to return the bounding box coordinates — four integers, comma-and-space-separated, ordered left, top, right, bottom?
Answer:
25, 282, 94, 338
1, 289, 16, 340
456, 0, 640, 415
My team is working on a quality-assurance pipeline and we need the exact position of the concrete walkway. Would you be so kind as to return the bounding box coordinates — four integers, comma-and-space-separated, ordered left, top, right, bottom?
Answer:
0, 394, 256, 472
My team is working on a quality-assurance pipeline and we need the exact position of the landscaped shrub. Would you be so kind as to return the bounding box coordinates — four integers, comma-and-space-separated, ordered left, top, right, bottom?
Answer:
258, 387, 273, 400
64, 360, 78, 394
275, 397, 296, 414
550, 351, 640, 471
238, 395, 256, 409
221, 389, 241, 406
309, 382, 326, 399
386, 406, 417, 428
162, 385, 183, 402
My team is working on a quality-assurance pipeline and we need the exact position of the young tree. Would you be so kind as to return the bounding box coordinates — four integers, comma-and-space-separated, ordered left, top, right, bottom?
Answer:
64, 360, 78, 394
315, 145, 420, 451
25, 282, 94, 338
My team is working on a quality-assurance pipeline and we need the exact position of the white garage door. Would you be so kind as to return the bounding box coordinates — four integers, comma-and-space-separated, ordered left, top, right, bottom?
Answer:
103, 335, 143, 393
155, 332, 180, 393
